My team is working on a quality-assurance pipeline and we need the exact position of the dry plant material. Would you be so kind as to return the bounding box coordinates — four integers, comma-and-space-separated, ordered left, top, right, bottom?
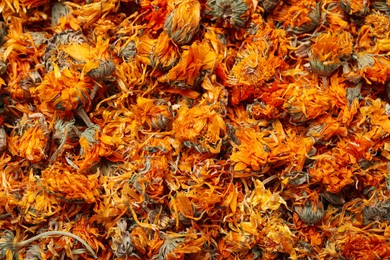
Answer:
1, 0, 390, 259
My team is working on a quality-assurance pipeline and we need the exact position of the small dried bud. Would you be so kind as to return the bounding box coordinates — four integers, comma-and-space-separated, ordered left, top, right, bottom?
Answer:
295, 200, 325, 225
206, 0, 253, 28
362, 201, 390, 225
321, 191, 346, 206
87, 60, 116, 81
119, 40, 137, 61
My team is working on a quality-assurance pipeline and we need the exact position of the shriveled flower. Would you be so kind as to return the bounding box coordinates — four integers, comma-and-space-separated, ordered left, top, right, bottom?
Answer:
229, 44, 277, 87
206, 0, 254, 28
362, 200, 390, 225
284, 0, 322, 34
294, 198, 325, 225
30, 65, 95, 114
160, 40, 222, 88
150, 32, 180, 70
7, 113, 50, 163
309, 31, 353, 76
364, 12, 390, 39
340, 0, 371, 17
110, 219, 137, 258
132, 97, 173, 131
173, 103, 226, 154
164, 0, 201, 45
38, 163, 100, 203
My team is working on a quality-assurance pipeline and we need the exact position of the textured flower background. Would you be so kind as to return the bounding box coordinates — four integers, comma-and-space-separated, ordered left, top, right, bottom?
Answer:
0, 0, 390, 259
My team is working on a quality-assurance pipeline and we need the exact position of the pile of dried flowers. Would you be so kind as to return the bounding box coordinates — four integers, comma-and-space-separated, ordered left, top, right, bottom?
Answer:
1, 0, 390, 259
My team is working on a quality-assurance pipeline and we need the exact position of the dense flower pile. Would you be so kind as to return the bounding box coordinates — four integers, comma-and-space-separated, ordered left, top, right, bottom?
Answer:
1, 0, 390, 259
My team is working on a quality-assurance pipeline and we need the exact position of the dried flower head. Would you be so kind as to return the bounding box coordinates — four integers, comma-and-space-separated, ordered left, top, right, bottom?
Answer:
285, 1, 322, 34
340, 0, 371, 17
8, 114, 50, 163
206, 0, 253, 28
164, 0, 201, 45
309, 31, 354, 76
229, 43, 280, 87
362, 200, 390, 225
31, 66, 95, 113
110, 219, 137, 258
364, 12, 390, 39
173, 104, 226, 154
294, 199, 325, 225
39, 163, 100, 203
150, 32, 180, 70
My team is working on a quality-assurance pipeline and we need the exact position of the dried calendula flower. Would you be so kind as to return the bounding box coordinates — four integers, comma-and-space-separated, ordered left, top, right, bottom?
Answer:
229, 43, 279, 87
285, 0, 322, 34
110, 218, 138, 258
362, 200, 390, 225
364, 12, 390, 39
31, 65, 95, 114
340, 0, 371, 17
173, 103, 226, 154
7, 113, 50, 163
206, 0, 254, 28
309, 30, 354, 76
39, 163, 100, 203
150, 32, 180, 70
164, 0, 201, 45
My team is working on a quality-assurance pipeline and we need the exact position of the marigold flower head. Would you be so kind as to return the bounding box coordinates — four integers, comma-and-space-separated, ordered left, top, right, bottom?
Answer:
173, 104, 226, 154
8, 114, 49, 163
309, 31, 353, 76
229, 42, 281, 87
150, 32, 180, 70
364, 12, 390, 39
284, 0, 321, 34
206, 0, 254, 28
340, 0, 371, 17
40, 163, 100, 203
164, 0, 201, 45
31, 66, 95, 113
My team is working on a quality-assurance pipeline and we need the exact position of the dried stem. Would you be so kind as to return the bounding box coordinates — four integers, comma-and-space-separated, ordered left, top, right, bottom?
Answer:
16, 231, 97, 259
76, 107, 94, 128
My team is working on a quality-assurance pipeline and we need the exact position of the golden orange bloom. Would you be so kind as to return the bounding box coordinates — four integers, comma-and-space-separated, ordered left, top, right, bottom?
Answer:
173, 103, 226, 154
7, 114, 49, 163
39, 163, 100, 203
164, 0, 201, 45
340, 0, 371, 17
309, 31, 354, 76
161, 40, 221, 88
31, 66, 95, 113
